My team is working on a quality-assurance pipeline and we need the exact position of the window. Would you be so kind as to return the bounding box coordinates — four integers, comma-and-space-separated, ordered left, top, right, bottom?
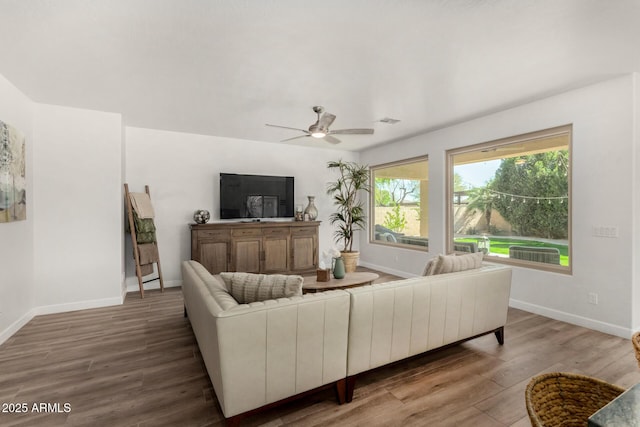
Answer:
370, 156, 429, 250
447, 125, 571, 273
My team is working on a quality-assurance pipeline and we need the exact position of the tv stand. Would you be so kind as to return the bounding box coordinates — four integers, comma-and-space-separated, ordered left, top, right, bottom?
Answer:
190, 221, 319, 275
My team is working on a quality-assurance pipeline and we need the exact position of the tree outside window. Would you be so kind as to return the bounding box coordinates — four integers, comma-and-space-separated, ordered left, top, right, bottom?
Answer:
371, 157, 429, 250
448, 125, 571, 272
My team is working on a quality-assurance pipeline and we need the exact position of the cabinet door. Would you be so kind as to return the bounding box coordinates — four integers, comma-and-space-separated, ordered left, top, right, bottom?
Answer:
291, 233, 317, 272
199, 241, 230, 274
263, 236, 289, 273
233, 238, 262, 273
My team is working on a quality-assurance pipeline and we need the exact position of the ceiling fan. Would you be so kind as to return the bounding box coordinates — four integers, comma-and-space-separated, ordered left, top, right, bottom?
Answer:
265, 106, 374, 144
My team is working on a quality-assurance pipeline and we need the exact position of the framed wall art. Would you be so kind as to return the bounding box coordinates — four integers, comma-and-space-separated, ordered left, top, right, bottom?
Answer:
0, 120, 26, 223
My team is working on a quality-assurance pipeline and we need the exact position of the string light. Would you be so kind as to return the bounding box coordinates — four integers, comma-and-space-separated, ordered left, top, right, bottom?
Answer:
456, 189, 568, 206
485, 189, 568, 204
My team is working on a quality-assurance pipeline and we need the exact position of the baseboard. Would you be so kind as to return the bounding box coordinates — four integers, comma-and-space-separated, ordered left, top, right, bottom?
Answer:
35, 296, 123, 317
121, 283, 128, 302
125, 278, 182, 294
509, 298, 632, 339
121, 271, 127, 302
0, 309, 37, 346
359, 263, 632, 339
358, 261, 414, 279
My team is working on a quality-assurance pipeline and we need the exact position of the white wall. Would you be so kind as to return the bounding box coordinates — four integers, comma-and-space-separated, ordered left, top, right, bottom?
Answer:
32, 104, 123, 311
124, 127, 358, 289
360, 75, 637, 337
0, 74, 35, 342
633, 72, 640, 331
0, 78, 125, 344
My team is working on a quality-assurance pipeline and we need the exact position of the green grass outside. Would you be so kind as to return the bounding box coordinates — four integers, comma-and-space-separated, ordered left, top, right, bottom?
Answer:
455, 237, 569, 266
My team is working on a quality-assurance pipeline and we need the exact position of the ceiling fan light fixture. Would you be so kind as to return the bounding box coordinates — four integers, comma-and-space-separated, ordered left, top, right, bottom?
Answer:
309, 123, 327, 138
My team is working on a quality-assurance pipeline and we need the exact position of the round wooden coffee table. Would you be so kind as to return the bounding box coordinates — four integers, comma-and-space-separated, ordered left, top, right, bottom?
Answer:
302, 271, 379, 293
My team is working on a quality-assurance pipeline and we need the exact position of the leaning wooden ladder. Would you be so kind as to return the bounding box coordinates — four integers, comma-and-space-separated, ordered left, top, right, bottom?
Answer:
124, 184, 164, 298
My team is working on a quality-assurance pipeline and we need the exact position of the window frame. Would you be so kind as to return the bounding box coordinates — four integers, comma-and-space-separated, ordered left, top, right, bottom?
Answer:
369, 155, 429, 252
446, 125, 572, 274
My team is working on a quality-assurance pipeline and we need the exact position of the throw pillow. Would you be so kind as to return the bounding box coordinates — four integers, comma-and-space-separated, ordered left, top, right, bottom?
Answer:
220, 272, 303, 304
434, 252, 484, 275
422, 258, 440, 276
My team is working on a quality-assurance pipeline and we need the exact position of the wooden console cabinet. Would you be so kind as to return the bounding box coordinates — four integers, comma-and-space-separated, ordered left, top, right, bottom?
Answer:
191, 221, 319, 275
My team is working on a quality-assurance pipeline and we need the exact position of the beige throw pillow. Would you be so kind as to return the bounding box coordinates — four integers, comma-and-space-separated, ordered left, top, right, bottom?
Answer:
220, 272, 303, 304
422, 258, 440, 276
434, 252, 483, 275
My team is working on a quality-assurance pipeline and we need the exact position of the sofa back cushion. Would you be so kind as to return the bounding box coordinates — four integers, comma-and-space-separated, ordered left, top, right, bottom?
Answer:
220, 272, 304, 304
346, 264, 512, 376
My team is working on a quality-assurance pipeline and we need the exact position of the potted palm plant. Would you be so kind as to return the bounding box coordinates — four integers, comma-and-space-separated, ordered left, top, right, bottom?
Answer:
326, 160, 370, 272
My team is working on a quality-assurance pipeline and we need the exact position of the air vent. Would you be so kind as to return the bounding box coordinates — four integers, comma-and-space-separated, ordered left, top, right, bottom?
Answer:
379, 117, 401, 124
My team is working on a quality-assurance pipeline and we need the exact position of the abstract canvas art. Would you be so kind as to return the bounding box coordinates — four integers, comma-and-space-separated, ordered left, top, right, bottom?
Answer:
0, 120, 26, 222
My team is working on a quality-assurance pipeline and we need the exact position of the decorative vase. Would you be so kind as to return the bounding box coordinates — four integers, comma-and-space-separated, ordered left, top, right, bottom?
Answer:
333, 257, 346, 279
304, 196, 318, 221
193, 210, 210, 224
340, 251, 359, 273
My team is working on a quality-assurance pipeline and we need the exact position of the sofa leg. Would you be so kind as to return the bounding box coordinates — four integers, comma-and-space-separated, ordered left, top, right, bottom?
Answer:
345, 376, 357, 403
335, 378, 347, 404
225, 415, 242, 427
184, 305, 188, 318
494, 326, 504, 345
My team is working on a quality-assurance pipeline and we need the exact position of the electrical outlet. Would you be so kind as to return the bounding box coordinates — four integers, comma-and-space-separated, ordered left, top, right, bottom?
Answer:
588, 293, 599, 305
592, 226, 619, 238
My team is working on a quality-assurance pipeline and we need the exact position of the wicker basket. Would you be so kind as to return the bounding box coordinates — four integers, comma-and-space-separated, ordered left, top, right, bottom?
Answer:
525, 372, 625, 427
632, 332, 640, 368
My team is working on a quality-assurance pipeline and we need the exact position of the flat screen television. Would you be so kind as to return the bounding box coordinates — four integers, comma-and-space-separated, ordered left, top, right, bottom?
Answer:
220, 173, 294, 219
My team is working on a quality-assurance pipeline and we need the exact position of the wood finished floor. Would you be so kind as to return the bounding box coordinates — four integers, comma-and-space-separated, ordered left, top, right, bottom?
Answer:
1, 268, 640, 427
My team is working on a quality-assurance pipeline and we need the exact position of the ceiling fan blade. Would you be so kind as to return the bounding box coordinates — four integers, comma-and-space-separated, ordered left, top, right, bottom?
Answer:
281, 134, 311, 142
319, 113, 336, 128
329, 128, 375, 135
323, 135, 341, 144
265, 124, 309, 133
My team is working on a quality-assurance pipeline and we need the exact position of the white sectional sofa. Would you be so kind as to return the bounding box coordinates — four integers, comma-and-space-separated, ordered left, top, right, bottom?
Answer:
181, 260, 351, 427
345, 263, 512, 401
181, 259, 512, 426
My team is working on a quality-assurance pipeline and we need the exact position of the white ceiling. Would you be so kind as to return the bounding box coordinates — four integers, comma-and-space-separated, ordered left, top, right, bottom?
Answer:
0, 0, 639, 151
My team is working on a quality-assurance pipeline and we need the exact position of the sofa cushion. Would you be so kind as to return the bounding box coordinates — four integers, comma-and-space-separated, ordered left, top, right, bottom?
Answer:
220, 272, 304, 304
434, 252, 483, 275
